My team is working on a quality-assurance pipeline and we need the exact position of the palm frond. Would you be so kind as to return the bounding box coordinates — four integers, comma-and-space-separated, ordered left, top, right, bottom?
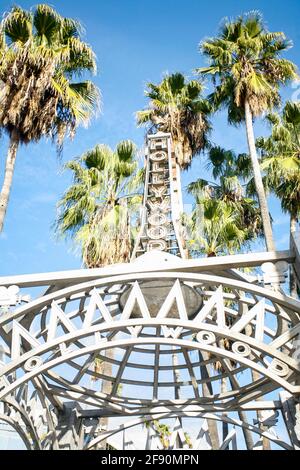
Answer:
2, 6, 32, 44
136, 72, 211, 169
197, 11, 298, 120
0, 4, 99, 145
33, 4, 62, 43
56, 140, 142, 267
136, 109, 153, 126
256, 98, 300, 220
116, 140, 136, 162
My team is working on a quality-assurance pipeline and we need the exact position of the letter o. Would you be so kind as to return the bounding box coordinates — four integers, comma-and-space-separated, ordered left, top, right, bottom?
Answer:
268, 359, 289, 377
148, 213, 167, 226
150, 151, 167, 162
232, 341, 251, 357
24, 356, 43, 372
196, 331, 216, 345
147, 226, 168, 240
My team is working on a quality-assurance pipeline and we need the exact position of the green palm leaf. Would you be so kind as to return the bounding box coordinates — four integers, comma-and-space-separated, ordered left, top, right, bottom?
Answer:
136, 72, 211, 169
0, 4, 99, 144
56, 140, 143, 267
2, 6, 32, 44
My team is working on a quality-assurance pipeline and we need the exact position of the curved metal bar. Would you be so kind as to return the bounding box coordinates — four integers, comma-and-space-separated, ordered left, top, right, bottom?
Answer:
0, 332, 297, 402
0, 413, 38, 450
85, 412, 292, 450
1, 271, 300, 328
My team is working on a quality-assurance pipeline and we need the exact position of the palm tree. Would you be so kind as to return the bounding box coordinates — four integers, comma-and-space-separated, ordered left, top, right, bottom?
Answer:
136, 73, 211, 257
136, 72, 211, 170
185, 199, 248, 257
256, 101, 300, 297
185, 147, 263, 257
56, 140, 142, 449
152, 421, 171, 450
183, 146, 261, 449
197, 11, 298, 251
56, 140, 143, 267
187, 147, 263, 449
0, 4, 99, 231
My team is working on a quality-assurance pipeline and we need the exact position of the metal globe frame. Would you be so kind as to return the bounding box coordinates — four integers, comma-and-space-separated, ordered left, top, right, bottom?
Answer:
0, 133, 300, 450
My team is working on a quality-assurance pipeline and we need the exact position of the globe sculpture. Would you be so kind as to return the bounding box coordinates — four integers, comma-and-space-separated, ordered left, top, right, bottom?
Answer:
0, 133, 300, 450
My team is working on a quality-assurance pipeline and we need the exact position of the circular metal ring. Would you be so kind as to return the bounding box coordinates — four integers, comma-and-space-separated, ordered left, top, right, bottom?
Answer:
268, 359, 289, 377
232, 341, 251, 358
24, 357, 43, 372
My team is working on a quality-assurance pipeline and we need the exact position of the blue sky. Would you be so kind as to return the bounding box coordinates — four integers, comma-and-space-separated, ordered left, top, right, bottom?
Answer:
0, 0, 300, 276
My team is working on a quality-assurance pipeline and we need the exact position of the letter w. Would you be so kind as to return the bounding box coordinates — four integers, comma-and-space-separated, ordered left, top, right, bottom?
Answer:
12, 321, 40, 360
47, 301, 76, 342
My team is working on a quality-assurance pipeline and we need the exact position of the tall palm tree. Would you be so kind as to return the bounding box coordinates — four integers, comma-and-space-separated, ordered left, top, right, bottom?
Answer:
197, 11, 298, 251
184, 147, 259, 449
0, 4, 99, 231
256, 101, 300, 297
187, 146, 263, 449
136, 73, 211, 257
56, 140, 143, 267
56, 140, 142, 449
136, 72, 211, 170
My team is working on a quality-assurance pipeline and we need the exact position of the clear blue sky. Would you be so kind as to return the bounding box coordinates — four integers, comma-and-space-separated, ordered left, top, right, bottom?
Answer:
0, 0, 299, 276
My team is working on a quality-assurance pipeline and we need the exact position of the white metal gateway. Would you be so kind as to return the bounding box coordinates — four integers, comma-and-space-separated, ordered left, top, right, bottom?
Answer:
0, 133, 300, 450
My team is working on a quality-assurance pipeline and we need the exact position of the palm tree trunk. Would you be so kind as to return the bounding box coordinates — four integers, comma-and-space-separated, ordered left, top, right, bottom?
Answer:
229, 376, 254, 449
245, 318, 270, 449
251, 369, 271, 450
290, 216, 298, 298
199, 351, 220, 449
221, 377, 229, 448
244, 99, 275, 252
98, 349, 114, 450
233, 306, 255, 450
170, 148, 187, 258
0, 131, 20, 232
172, 349, 181, 400
172, 349, 183, 449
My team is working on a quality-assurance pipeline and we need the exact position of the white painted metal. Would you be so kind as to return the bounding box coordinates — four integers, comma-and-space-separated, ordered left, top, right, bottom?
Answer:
0, 133, 299, 450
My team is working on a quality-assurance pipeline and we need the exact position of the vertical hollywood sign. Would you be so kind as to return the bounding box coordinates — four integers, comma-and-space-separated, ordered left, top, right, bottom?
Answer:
146, 136, 171, 252
132, 132, 182, 258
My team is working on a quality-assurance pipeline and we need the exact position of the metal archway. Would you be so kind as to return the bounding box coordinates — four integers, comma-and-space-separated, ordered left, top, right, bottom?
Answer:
1, 131, 300, 450
1, 251, 300, 449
